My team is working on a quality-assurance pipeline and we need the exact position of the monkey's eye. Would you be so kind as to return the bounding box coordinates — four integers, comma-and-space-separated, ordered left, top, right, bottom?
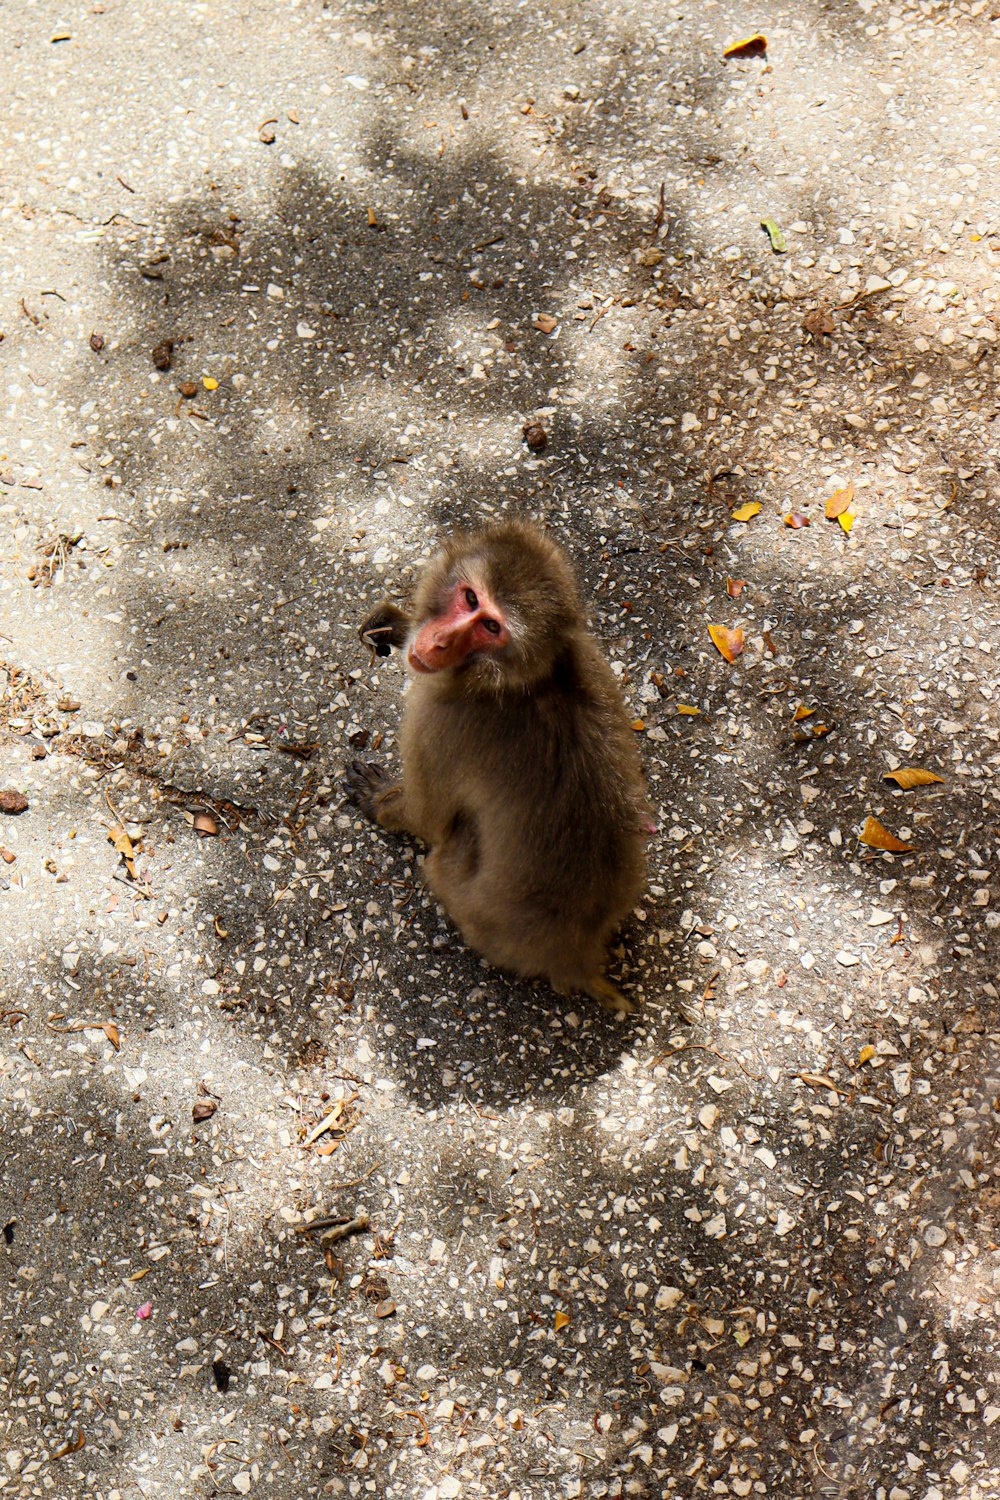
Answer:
481, 617, 501, 636
464, 588, 479, 610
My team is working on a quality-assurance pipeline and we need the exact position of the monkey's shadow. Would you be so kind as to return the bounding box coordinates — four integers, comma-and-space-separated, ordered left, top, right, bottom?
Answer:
351, 845, 678, 1111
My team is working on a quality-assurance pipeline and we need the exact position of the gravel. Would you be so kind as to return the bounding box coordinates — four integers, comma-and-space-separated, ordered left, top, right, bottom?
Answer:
1, 1, 998, 1497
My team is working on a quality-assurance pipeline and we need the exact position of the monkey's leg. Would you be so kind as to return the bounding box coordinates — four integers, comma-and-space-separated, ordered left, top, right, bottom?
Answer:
584, 975, 637, 1017
343, 759, 414, 834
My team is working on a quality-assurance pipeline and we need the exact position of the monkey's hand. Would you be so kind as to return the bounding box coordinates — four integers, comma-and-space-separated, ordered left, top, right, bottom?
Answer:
343, 759, 410, 833
359, 602, 410, 659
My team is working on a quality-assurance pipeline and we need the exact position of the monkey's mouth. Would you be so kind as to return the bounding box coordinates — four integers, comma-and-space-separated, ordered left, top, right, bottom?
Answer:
407, 645, 435, 674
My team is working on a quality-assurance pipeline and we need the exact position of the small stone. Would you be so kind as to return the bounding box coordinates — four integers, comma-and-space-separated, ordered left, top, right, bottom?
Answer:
835, 950, 860, 967
707, 1074, 734, 1094
924, 1224, 947, 1247
233, 1474, 252, 1496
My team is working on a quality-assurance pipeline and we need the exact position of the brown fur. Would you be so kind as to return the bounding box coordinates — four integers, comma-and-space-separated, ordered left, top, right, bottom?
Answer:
346, 522, 650, 1012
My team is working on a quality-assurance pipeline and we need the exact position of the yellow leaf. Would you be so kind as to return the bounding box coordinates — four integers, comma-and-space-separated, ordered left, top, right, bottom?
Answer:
554, 1311, 571, 1332
883, 767, 944, 790
723, 33, 767, 57
676, 703, 701, 715
630, 718, 645, 732
859, 815, 913, 853
838, 510, 855, 534
858, 1044, 875, 1066
793, 705, 815, 722
825, 481, 854, 519
707, 624, 744, 663
731, 501, 761, 522
202, 376, 219, 391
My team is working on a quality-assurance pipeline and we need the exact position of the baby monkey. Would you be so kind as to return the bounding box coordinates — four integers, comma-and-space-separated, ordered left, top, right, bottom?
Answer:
345, 521, 651, 1013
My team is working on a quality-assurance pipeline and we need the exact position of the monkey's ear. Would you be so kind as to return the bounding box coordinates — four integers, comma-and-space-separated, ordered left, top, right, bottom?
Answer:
359, 602, 410, 658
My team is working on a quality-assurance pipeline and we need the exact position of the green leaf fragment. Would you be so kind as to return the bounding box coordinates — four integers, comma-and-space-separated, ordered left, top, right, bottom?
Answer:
760, 218, 787, 253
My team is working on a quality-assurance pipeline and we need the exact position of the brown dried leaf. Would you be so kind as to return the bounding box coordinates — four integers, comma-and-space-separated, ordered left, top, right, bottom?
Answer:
783, 511, 810, 528
374, 1299, 397, 1318
859, 815, 913, 853
103, 1021, 121, 1051
0, 790, 29, 815
192, 811, 220, 836
108, 824, 138, 880
825, 481, 854, 519
795, 1072, 846, 1095
803, 305, 835, 338
707, 624, 744, 663
192, 1099, 217, 1122
533, 313, 558, 334
726, 576, 747, 598
882, 767, 944, 790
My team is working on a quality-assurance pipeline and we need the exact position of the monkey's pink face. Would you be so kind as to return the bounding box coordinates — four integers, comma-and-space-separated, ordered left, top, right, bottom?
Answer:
407, 579, 511, 673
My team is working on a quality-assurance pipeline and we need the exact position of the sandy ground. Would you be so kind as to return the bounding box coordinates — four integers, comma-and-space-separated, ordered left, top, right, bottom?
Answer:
1, 1, 999, 1497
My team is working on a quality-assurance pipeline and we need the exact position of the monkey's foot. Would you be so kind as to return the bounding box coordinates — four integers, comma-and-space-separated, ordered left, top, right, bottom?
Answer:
343, 759, 400, 823
586, 975, 637, 1017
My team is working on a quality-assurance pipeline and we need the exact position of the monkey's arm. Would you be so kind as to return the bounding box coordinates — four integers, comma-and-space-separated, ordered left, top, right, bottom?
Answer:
344, 759, 416, 836
359, 602, 410, 659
